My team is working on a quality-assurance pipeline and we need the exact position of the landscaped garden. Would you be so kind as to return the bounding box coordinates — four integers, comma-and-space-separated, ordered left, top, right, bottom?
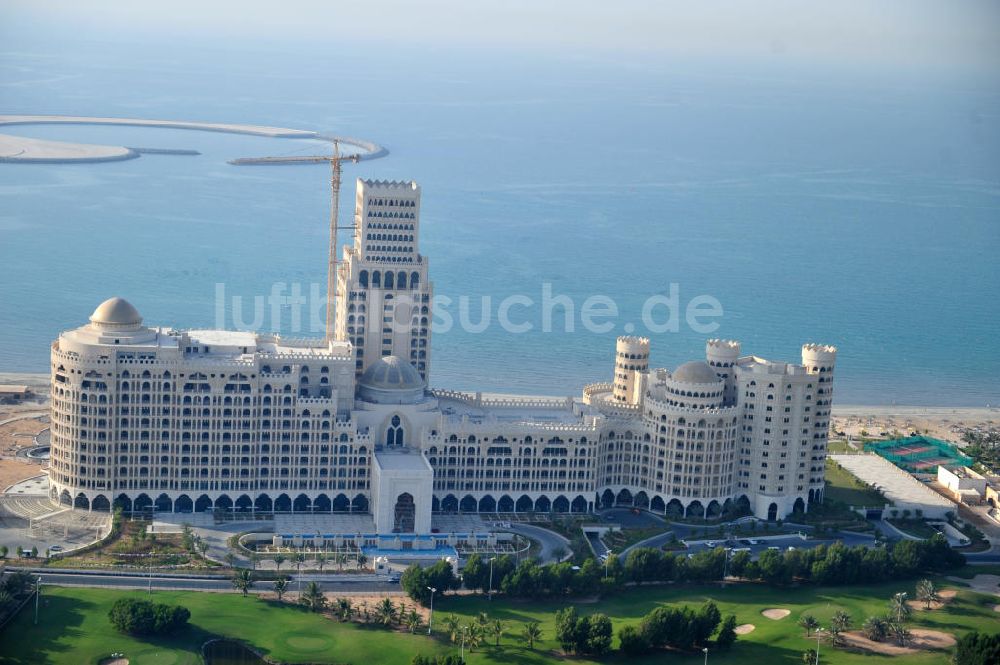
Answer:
1, 568, 998, 664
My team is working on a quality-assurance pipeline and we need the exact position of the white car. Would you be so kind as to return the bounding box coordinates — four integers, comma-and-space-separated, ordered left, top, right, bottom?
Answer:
747, 539, 760, 545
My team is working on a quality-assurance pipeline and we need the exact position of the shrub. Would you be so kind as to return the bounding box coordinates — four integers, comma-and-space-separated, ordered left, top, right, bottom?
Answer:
108, 598, 189, 635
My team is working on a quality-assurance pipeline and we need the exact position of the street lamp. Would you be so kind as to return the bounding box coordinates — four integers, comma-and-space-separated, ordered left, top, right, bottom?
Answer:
604, 550, 613, 579
426, 586, 437, 635
702, 646, 709, 665
488, 556, 496, 601
815, 628, 825, 665
34, 575, 42, 625
460, 625, 467, 662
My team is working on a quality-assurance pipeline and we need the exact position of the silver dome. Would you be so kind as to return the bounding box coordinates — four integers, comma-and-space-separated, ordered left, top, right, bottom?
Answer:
358, 356, 426, 404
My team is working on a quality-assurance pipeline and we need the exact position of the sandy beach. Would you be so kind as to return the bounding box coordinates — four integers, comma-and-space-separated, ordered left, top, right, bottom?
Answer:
832, 404, 999, 443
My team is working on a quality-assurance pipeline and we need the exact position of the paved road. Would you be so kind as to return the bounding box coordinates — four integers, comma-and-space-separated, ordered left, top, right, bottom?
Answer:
504, 523, 570, 562
7, 569, 401, 594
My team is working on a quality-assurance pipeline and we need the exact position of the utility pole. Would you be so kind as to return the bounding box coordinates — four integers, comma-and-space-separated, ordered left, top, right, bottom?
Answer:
426, 586, 436, 635
488, 556, 496, 601
324, 141, 359, 345
34, 575, 42, 625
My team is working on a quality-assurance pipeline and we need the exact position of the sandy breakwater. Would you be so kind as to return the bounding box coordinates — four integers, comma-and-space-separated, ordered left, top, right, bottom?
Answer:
0, 115, 386, 164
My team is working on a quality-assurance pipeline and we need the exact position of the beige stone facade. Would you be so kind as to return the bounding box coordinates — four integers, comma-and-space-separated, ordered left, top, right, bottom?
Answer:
47, 179, 835, 529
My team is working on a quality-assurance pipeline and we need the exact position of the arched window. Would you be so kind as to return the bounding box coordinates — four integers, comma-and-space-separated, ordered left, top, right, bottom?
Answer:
410, 272, 419, 289
372, 271, 381, 288
386, 414, 404, 448
385, 272, 394, 289
359, 270, 368, 287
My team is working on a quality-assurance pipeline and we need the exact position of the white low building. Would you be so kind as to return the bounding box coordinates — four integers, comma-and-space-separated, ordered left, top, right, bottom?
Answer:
47, 178, 837, 532
937, 466, 988, 504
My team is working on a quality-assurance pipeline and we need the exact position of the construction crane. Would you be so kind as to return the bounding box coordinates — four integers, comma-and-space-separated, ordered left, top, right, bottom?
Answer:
324, 141, 359, 345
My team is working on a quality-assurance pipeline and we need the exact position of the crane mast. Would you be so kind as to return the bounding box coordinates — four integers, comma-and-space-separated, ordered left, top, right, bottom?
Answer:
325, 141, 359, 345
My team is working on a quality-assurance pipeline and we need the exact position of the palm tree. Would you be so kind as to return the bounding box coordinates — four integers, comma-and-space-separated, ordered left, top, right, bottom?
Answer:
356, 552, 368, 570
889, 619, 912, 646
336, 597, 354, 622
0, 590, 13, 608
443, 614, 461, 643
232, 569, 255, 597
273, 576, 289, 601
249, 552, 260, 570
336, 552, 347, 571
273, 553, 286, 572
476, 611, 490, 629
464, 622, 484, 652
300, 581, 327, 612
294, 551, 306, 573
798, 613, 819, 637
915, 579, 940, 610
829, 610, 852, 645
405, 608, 423, 633
862, 615, 889, 642
224, 552, 237, 568
520, 622, 542, 650
316, 553, 327, 573
889, 592, 911, 623
376, 597, 397, 625
491, 618, 506, 646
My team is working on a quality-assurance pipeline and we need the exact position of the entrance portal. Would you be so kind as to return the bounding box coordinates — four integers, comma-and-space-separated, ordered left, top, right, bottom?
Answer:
394, 492, 415, 533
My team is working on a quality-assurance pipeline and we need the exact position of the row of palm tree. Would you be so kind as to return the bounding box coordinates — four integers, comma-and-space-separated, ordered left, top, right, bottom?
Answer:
440, 612, 543, 652
261, 550, 368, 572
797, 579, 943, 650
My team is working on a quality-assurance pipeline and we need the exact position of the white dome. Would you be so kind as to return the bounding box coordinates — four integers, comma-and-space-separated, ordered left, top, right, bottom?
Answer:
89, 297, 142, 327
671, 360, 720, 384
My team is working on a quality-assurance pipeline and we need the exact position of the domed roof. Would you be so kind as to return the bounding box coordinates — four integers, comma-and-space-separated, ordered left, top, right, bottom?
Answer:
671, 360, 720, 384
359, 356, 425, 391
89, 297, 142, 326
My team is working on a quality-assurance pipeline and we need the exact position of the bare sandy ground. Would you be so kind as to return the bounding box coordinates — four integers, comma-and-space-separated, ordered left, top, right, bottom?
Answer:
833, 405, 998, 443
734, 624, 755, 635
840, 629, 955, 655
761, 608, 790, 620
906, 588, 957, 611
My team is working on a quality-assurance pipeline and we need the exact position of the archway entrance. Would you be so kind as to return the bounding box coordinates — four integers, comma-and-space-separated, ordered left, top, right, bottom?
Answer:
394, 493, 415, 533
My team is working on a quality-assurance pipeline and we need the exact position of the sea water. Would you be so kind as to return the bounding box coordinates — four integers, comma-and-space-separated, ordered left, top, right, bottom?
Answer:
1, 37, 997, 406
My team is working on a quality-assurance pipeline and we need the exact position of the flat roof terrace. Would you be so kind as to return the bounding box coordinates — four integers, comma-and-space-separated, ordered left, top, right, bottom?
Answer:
435, 391, 596, 427
830, 453, 954, 517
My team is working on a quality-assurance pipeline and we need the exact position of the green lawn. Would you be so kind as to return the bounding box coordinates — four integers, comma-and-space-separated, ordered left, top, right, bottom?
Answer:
1, 575, 998, 665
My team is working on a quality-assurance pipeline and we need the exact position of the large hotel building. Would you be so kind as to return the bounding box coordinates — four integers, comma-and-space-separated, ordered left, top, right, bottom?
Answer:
48, 179, 836, 533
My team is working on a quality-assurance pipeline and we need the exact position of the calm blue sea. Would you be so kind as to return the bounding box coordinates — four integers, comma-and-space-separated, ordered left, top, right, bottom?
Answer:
1, 36, 998, 405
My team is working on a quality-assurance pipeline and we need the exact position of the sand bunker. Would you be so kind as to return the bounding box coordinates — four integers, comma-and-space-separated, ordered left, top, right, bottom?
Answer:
907, 588, 957, 611
761, 608, 790, 620
840, 629, 955, 655
734, 624, 756, 635
99, 659, 129, 665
